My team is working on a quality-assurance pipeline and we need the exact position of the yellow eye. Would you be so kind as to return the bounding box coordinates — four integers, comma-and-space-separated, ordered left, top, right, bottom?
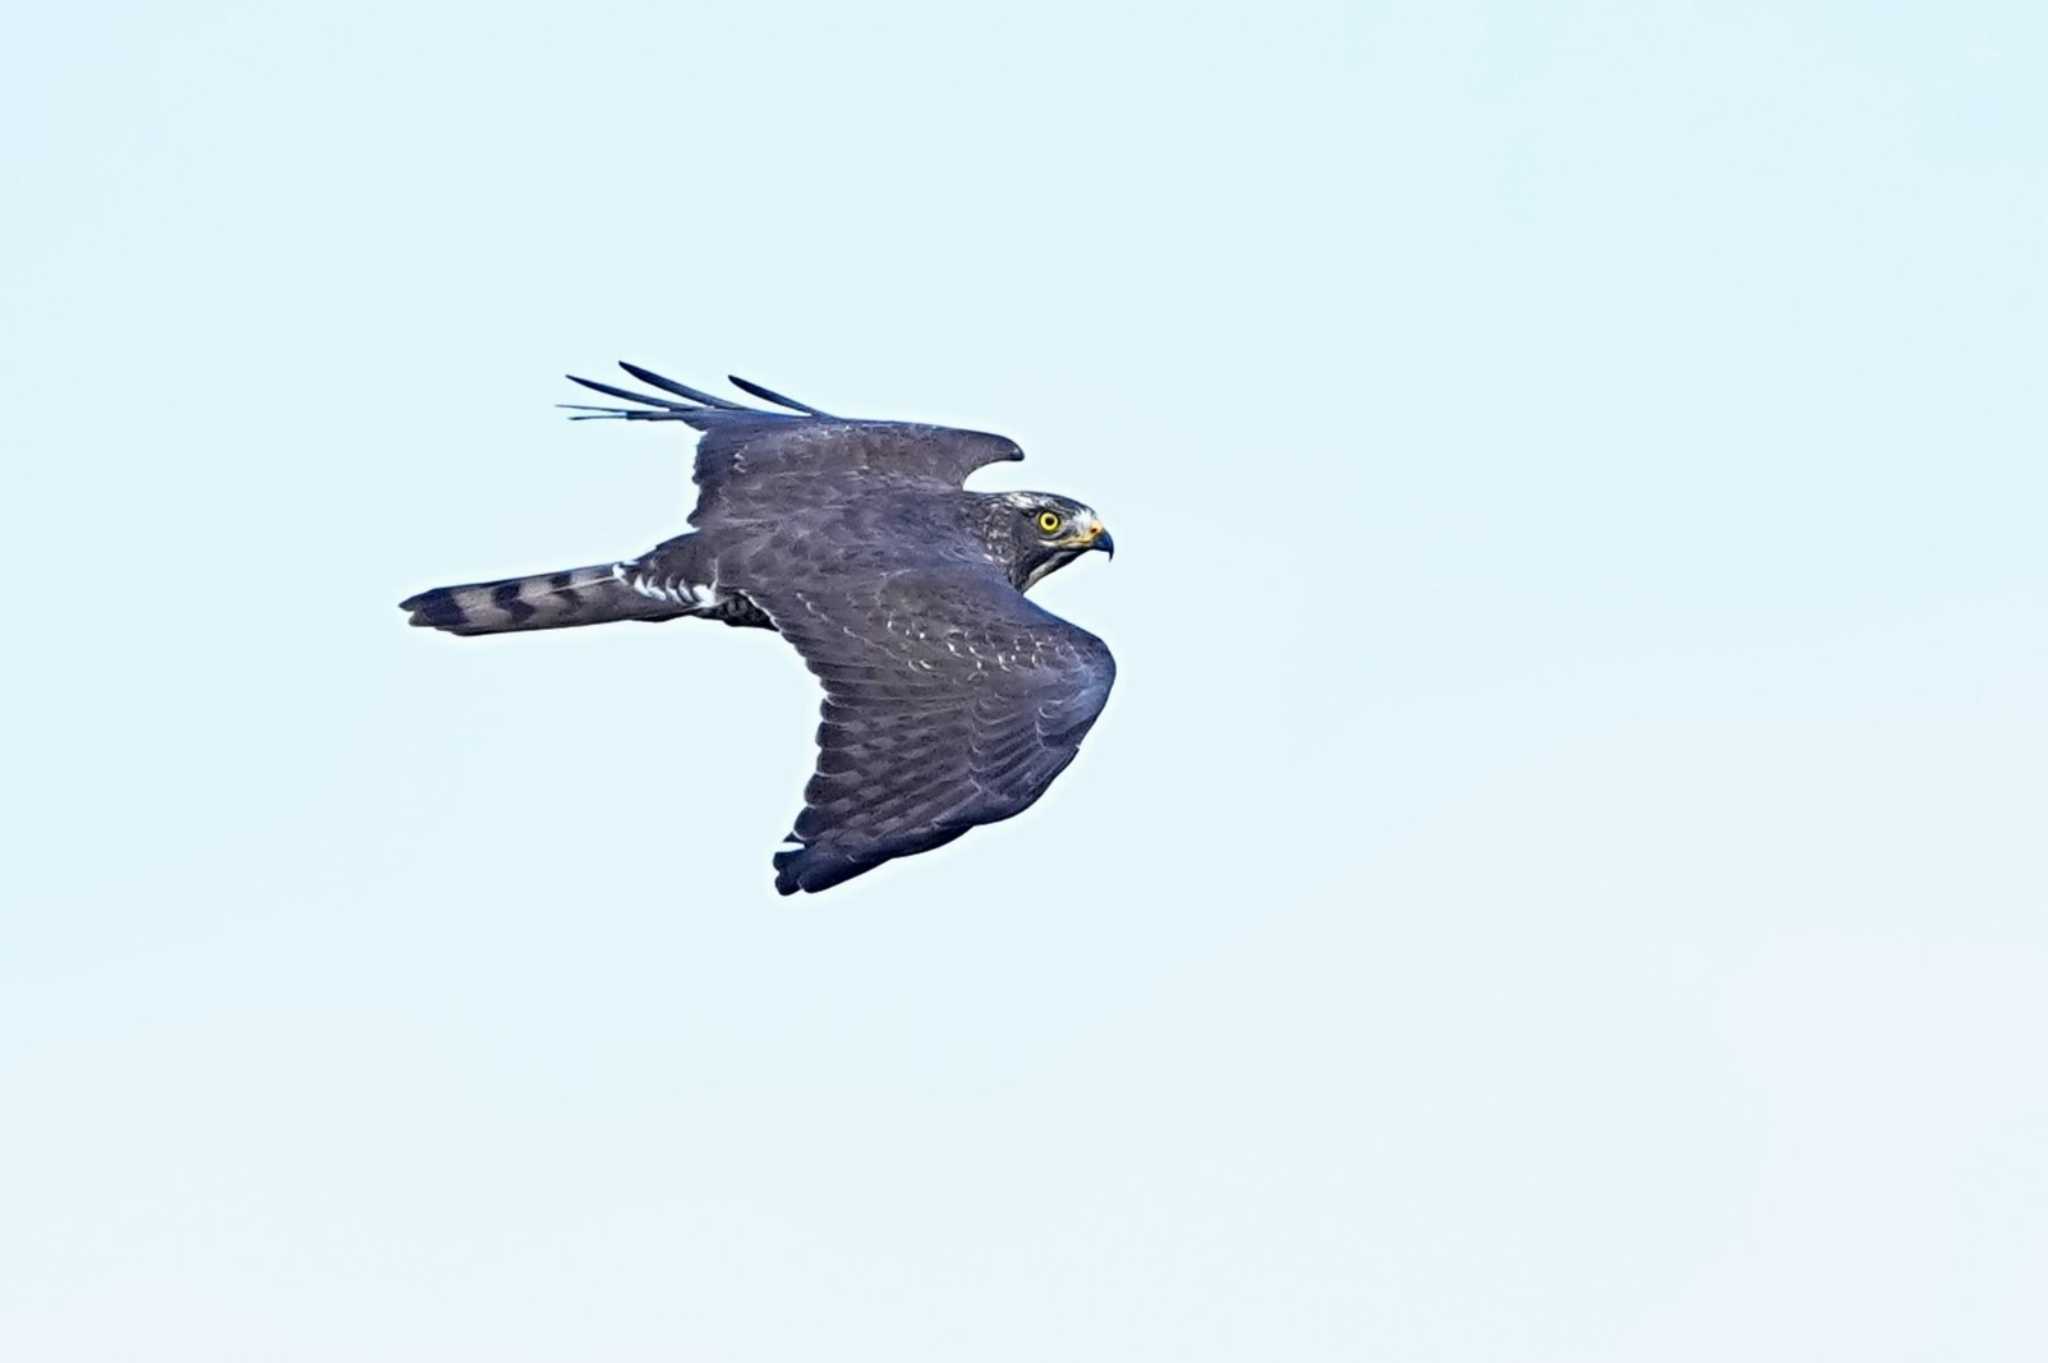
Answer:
1036, 510, 1063, 534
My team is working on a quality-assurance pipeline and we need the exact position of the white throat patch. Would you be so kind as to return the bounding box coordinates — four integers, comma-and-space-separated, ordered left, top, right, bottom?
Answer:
1020, 551, 1079, 592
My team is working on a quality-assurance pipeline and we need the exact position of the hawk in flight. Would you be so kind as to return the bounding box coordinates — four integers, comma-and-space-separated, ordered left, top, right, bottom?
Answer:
401, 364, 1117, 895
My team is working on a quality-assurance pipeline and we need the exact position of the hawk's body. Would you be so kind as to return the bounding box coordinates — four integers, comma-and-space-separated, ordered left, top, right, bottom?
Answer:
401, 366, 1116, 895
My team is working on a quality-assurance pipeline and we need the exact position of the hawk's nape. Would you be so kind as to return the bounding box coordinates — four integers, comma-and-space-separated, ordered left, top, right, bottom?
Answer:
402, 363, 1116, 895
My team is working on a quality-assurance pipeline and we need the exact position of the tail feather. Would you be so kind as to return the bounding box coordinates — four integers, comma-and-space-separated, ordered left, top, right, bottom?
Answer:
400, 564, 683, 636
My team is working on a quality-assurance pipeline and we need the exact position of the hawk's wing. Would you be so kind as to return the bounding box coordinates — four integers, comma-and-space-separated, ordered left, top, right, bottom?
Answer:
739, 565, 1116, 895
564, 363, 1023, 527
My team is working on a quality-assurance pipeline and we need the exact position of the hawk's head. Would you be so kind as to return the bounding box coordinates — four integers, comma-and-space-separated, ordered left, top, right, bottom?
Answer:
980, 492, 1115, 592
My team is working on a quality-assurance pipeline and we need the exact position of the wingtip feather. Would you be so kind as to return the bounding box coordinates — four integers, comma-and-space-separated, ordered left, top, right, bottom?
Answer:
618, 362, 748, 410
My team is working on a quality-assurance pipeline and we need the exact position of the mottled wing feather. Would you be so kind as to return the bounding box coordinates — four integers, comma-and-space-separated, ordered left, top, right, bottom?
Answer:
563, 365, 1023, 527
687, 419, 1022, 527
743, 566, 1116, 895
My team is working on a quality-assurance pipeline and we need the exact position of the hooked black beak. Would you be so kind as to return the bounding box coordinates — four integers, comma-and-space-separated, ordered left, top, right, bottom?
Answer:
1093, 529, 1115, 561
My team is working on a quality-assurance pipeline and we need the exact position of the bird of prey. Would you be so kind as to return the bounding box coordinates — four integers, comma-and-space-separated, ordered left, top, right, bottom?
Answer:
400, 363, 1117, 895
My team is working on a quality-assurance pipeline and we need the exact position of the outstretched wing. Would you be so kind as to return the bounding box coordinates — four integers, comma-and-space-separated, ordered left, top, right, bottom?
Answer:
738, 565, 1116, 895
564, 363, 1023, 527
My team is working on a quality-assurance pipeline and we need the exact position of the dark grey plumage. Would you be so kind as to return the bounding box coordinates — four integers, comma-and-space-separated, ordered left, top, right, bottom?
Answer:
401, 364, 1116, 895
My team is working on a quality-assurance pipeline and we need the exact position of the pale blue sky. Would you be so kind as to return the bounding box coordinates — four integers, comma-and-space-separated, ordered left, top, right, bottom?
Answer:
4, 2, 2044, 1358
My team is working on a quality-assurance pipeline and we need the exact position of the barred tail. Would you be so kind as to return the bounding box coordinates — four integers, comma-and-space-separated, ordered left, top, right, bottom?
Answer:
399, 564, 683, 636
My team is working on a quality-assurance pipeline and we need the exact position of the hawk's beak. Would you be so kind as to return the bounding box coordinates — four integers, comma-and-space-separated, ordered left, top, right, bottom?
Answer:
1061, 523, 1115, 558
